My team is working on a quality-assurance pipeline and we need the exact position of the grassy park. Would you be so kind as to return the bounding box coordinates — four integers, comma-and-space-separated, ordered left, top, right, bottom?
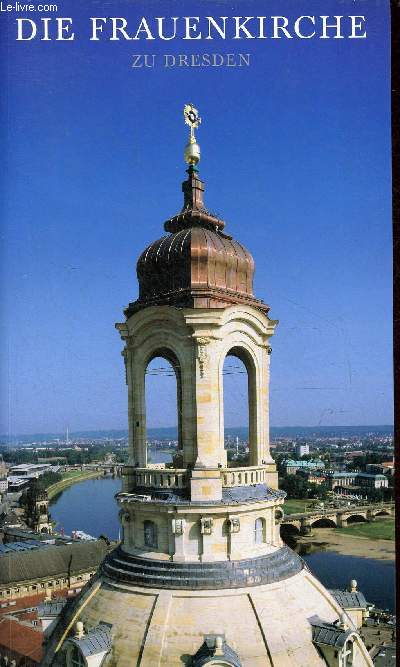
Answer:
336, 518, 394, 541
283, 499, 313, 515
60, 470, 94, 480
47, 469, 100, 499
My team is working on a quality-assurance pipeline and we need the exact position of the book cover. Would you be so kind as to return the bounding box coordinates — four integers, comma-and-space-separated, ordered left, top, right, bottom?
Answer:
0, 1, 395, 665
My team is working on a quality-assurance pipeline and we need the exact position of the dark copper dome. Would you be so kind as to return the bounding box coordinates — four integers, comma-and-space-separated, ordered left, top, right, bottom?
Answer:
125, 167, 268, 316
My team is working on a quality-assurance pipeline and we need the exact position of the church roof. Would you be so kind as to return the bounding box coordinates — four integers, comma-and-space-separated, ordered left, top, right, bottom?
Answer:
0, 539, 110, 586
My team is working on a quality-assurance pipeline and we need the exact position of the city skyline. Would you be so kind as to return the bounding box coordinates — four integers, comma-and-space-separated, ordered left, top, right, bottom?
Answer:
1, 0, 392, 434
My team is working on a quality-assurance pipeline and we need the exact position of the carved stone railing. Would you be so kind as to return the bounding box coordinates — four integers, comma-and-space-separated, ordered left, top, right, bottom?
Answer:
124, 467, 188, 490
221, 466, 269, 487
123, 464, 272, 491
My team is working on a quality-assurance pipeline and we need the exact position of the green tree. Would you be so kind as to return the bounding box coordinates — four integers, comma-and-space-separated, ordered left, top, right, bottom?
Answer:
280, 475, 308, 499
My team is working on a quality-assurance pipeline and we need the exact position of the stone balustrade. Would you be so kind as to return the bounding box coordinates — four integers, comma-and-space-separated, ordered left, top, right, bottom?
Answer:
221, 466, 269, 487
123, 465, 271, 491
126, 467, 188, 490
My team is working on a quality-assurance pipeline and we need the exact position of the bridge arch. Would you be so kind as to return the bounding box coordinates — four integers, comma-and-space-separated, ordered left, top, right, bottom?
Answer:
346, 514, 368, 524
280, 523, 300, 538
374, 509, 391, 517
311, 518, 337, 528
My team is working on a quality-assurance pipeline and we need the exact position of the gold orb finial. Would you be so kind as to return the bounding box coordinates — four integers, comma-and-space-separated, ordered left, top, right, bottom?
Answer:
183, 103, 201, 166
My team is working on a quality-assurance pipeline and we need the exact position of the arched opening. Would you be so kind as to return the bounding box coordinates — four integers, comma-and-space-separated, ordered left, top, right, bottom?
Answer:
254, 517, 266, 544
346, 515, 368, 524
311, 518, 337, 529
145, 350, 182, 466
68, 645, 86, 667
375, 510, 390, 517
280, 523, 300, 547
222, 348, 256, 467
143, 520, 158, 549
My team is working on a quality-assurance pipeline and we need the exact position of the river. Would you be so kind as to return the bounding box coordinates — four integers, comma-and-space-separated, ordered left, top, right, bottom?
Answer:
49, 470, 395, 613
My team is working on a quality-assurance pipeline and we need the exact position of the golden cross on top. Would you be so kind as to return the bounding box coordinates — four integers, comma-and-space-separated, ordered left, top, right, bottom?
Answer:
184, 103, 201, 142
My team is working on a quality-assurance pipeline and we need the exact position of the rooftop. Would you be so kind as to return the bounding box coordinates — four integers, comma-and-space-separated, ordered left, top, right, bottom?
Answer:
68, 623, 112, 658
0, 616, 43, 664
329, 589, 368, 609
0, 539, 111, 586
283, 459, 323, 467
0, 541, 44, 555
311, 619, 353, 648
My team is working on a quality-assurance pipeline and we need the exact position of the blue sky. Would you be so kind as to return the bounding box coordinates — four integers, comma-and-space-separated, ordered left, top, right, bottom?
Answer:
1, 0, 392, 435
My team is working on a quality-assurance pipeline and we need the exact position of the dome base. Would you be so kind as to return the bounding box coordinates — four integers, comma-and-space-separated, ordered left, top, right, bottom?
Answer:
42, 553, 373, 667
102, 544, 303, 590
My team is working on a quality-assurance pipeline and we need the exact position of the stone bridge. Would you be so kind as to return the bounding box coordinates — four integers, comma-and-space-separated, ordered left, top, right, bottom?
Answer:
97, 464, 123, 477
280, 502, 394, 536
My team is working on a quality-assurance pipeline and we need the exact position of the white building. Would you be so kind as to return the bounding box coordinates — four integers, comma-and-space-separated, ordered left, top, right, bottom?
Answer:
8, 463, 52, 478
296, 443, 310, 458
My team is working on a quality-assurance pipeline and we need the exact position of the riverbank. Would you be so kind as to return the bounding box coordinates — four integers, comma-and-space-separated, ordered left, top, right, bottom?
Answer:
296, 527, 395, 561
47, 470, 101, 499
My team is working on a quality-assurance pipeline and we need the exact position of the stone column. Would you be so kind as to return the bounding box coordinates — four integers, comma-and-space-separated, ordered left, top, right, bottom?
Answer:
188, 336, 224, 501
180, 349, 197, 468
131, 358, 147, 467
193, 337, 223, 468
259, 345, 274, 465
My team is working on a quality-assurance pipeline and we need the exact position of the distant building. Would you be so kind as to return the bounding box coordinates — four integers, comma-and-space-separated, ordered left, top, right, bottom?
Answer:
0, 458, 6, 478
283, 459, 325, 475
306, 472, 327, 485
0, 539, 110, 603
295, 443, 309, 458
0, 479, 7, 495
356, 473, 388, 490
8, 464, 52, 478
365, 462, 394, 476
381, 461, 395, 475
325, 471, 388, 496
7, 477, 31, 492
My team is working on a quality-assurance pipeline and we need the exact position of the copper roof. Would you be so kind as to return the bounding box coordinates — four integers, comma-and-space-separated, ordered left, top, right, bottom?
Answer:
126, 166, 269, 316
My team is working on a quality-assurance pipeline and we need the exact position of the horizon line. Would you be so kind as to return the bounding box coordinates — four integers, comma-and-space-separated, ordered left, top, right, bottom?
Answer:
0, 424, 394, 440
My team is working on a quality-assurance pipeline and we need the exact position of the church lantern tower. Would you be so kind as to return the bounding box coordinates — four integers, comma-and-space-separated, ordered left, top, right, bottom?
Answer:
42, 106, 373, 667
117, 103, 278, 505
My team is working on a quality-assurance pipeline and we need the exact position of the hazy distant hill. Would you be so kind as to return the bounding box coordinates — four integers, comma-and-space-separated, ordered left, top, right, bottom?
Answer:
0, 424, 393, 446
